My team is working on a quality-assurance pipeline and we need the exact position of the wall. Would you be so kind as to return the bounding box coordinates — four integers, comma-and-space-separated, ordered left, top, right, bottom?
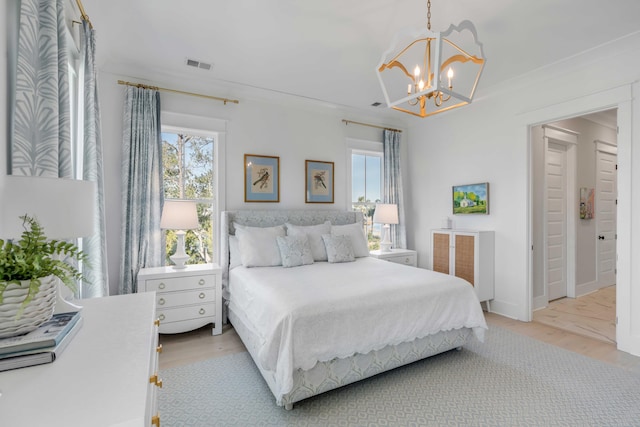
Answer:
0, 1, 7, 231
404, 31, 640, 355
98, 71, 407, 295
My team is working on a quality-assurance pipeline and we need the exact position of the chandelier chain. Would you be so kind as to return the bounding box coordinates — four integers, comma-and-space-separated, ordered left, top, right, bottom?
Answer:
427, 0, 431, 30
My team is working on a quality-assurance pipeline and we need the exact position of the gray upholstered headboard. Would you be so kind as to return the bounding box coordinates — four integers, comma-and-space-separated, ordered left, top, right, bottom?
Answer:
219, 209, 364, 308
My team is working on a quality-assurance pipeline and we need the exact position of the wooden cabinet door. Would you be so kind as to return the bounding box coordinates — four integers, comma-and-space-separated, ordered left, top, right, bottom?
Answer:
432, 231, 451, 275
454, 234, 476, 286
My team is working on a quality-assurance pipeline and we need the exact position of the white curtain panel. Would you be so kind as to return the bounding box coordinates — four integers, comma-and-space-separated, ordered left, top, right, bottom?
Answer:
12, 0, 71, 177
383, 129, 407, 249
119, 86, 164, 294
80, 19, 109, 298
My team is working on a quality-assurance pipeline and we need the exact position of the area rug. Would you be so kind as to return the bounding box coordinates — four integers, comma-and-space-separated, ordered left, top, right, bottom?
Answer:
159, 325, 640, 426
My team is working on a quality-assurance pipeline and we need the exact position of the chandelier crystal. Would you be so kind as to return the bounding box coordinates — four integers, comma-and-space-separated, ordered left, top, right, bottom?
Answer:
376, 0, 485, 118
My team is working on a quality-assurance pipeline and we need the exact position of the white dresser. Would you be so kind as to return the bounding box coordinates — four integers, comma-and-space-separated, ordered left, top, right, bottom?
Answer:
137, 263, 222, 335
0, 293, 161, 427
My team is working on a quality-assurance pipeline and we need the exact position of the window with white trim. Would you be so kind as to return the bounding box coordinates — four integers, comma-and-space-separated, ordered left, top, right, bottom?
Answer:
161, 128, 216, 265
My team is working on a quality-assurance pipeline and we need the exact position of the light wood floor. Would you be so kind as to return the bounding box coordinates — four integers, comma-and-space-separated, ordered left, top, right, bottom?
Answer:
159, 290, 640, 372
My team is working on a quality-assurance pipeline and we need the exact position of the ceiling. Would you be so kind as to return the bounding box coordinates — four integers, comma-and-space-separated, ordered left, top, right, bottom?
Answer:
81, 0, 640, 117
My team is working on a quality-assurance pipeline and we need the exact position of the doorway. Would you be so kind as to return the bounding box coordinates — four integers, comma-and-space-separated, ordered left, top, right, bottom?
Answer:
531, 109, 618, 340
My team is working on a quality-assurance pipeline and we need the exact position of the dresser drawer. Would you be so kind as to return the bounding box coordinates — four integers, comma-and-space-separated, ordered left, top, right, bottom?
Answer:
385, 254, 417, 266
157, 303, 216, 324
144, 274, 214, 292
156, 289, 215, 309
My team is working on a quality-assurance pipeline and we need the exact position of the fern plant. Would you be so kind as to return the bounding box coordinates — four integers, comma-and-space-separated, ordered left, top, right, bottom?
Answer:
0, 215, 88, 308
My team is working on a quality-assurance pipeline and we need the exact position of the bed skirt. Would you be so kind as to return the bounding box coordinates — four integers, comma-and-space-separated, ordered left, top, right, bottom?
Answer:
229, 307, 473, 409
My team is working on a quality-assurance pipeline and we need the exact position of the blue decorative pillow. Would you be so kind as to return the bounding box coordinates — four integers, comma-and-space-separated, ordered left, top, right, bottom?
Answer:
321, 234, 355, 263
276, 235, 314, 268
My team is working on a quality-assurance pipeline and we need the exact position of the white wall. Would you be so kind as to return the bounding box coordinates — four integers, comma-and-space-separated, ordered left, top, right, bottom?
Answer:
0, 1, 7, 230
404, 31, 640, 356
98, 71, 407, 295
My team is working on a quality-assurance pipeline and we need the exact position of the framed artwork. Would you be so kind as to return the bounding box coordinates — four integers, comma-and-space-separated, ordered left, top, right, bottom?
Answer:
305, 160, 334, 203
580, 187, 594, 219
452, 182, 489, 214
244, 154, 280, 202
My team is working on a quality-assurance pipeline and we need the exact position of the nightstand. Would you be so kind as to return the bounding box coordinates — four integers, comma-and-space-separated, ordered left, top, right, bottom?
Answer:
369, 248, 417, 267
137, 263, 222, 335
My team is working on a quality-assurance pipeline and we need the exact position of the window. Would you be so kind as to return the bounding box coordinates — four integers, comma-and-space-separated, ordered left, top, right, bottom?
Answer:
349, 143, 383, 250
162, 129, 216, 266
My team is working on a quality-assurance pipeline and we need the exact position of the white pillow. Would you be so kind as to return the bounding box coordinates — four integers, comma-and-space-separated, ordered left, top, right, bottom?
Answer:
330, 222, 369, 257
234, 223, 286, 267
321, 234, 355, 263
285, 221, 331, 261
276, 235, 314, 268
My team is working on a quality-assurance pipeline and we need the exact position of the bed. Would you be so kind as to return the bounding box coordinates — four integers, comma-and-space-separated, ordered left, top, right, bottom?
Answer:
221, 210, 487, 409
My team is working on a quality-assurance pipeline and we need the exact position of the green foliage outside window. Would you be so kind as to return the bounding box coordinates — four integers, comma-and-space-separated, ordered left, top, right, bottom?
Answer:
162, 133, 214, 266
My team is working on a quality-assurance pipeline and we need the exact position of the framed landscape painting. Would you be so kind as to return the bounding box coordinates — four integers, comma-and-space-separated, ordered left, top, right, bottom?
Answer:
305, 160, 334, 203
244, 154, 279, 202
452, 182, 489, 214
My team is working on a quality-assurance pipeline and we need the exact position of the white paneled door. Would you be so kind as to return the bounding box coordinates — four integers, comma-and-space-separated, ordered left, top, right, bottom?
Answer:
596, 148, 617, 288
546, 142, 568, 301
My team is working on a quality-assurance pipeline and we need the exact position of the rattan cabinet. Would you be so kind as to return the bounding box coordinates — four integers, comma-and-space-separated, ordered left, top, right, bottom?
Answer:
431, 229, 494, 309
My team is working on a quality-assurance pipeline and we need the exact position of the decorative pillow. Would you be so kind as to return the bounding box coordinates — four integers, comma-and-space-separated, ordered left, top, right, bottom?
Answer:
276, 235, 314, 268
228, 235, 242, 270
234, 223, 286, 267
321, 234, 355, 263
285, 221, 331, 261
330, 222, 369, 257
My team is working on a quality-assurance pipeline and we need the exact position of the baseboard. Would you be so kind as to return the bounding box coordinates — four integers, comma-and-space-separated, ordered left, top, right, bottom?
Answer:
575, 280, 601, 298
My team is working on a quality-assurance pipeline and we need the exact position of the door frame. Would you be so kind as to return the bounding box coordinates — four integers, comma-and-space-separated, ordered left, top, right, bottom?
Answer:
523, 84, 634, 354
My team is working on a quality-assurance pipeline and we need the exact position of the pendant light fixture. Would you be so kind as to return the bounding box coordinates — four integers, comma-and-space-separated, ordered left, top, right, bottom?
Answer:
376, 0, 485, 118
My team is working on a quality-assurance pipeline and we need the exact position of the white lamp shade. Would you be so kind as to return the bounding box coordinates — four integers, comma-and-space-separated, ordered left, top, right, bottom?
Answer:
373, 203, 399, 225
1, 176, 96, 240
160, 200, 199, 230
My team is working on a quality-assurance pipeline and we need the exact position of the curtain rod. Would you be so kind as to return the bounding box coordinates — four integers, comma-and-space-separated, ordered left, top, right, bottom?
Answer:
341, 119, 402, 133
75, 0, 93, 29
117, 80, 240, 105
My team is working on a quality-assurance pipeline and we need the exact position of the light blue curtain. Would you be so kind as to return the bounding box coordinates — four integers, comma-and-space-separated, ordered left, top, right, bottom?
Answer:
383, 129, 407, 249
80, 20, 108, 298
12, 0, 72, 178
120, 86, 164, 294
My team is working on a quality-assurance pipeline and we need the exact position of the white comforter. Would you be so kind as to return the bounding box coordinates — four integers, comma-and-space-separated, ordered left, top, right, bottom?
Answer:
228, 257, 487, 397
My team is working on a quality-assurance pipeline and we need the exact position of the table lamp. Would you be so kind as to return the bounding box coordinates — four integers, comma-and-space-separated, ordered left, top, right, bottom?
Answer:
373, 203, 398, 253
160, 200, 199, 269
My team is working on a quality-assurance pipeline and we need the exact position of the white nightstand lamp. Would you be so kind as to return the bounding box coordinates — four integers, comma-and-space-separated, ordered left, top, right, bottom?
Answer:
160, 200, 199, 269
373, 203, 398, 253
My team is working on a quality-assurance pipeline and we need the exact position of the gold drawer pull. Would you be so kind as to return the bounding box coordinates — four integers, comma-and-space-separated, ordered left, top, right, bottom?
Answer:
156, 344, 163, 354
159, 282, 166, 290
199, 308, 206, 315
149, 374, 163, 388
159, 314, 166, 321
198, 279, 205, 285
199, 292, 206, 299
152, 414, 161, 427
158, 298, 165, 305
154, 318, 160, 327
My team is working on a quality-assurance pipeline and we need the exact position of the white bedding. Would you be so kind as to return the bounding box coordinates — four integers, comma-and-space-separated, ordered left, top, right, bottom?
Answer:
228, 257, 488, 398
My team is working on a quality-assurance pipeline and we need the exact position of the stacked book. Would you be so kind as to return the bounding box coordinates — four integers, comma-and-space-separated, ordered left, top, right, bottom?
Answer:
0, 311, 83, 372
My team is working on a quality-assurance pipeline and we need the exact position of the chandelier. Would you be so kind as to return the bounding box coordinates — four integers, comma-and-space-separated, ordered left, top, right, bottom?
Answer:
376, 0, 485, 118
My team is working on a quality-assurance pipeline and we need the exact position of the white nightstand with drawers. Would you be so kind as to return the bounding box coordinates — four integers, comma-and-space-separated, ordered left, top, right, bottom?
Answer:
369, 248, 418, 267
137, 263, 222, 335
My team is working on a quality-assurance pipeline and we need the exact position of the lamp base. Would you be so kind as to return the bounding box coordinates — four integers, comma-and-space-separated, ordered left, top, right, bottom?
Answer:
379, 224, 392, 253
170, 230, 189, 269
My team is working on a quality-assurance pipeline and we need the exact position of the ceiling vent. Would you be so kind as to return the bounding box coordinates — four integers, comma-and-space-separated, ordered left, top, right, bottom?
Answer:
185, 58, 212, 71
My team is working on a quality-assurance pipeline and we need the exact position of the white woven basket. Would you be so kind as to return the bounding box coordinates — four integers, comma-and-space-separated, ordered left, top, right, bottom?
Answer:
0, 275, 58, 339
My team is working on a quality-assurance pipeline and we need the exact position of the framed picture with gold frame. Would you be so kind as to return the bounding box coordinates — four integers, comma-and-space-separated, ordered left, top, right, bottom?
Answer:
305, 160, 334, 203
244, 154, 280, 202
